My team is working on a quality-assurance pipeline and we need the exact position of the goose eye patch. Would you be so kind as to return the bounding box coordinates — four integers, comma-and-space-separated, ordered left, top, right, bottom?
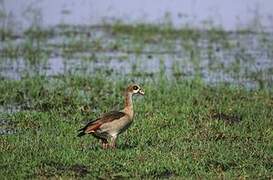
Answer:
133, 86, 139, 90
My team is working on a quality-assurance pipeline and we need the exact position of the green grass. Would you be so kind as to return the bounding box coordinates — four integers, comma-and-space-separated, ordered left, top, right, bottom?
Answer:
1, 76, 273, 179
0, 22, 273, 179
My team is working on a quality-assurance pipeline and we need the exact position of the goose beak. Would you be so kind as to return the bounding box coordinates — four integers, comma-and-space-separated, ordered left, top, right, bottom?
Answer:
138, 89, 145, 95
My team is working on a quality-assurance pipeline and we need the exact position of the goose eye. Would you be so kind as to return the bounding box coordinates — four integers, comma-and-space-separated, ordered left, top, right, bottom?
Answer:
133, 86, 139, 90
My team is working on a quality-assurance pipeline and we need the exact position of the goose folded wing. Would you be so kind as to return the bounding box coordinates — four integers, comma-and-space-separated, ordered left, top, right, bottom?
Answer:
81, 111, 126, 134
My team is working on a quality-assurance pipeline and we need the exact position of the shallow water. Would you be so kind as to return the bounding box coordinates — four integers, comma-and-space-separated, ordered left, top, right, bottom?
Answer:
1, 26, 273, 89
3, 0, 273, 31
0, 113, 18, 135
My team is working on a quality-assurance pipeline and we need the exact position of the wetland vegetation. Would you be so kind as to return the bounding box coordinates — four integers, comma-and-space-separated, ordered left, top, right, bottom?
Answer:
1, 22, 273, 179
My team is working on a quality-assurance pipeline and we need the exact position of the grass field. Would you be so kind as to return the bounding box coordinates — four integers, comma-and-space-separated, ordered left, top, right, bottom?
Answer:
1, 75, 273, 179
0, 22, 273, 179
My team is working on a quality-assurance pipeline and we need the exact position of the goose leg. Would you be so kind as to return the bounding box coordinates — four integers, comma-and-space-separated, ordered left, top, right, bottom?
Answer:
109, 135, 117, 149
101, 139, 109, 149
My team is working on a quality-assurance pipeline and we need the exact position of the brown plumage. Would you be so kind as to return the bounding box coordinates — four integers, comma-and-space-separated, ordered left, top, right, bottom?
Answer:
77, 84, 144, 149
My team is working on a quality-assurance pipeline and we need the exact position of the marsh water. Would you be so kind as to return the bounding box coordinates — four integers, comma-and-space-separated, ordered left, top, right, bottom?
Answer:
3, 0, 273, 31
1, 25, 273, 89
1, 0, 273, 88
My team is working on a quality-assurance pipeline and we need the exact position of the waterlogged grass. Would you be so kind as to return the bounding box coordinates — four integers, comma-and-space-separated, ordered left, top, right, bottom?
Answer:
0, 23, 248, 58
1, 76, 273, 179
111, 22, 201, 41
1, 23, 273, 88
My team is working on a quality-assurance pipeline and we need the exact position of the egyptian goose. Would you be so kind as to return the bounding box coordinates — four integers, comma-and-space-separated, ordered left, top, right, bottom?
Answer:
77, 84, 144, 149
